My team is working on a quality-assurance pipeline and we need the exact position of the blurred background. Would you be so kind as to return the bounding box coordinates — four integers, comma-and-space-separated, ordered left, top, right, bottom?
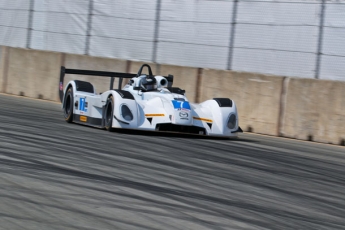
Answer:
0, 0, 345, 81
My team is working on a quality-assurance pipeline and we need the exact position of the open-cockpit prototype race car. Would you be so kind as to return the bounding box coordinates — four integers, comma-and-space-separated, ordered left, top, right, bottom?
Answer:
59, 64, 242, 137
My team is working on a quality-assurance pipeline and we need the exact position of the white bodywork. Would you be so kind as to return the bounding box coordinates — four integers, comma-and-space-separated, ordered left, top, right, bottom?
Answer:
62, 74, 240, 137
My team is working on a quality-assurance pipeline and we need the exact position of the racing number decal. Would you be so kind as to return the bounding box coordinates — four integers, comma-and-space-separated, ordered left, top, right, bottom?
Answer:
172, 100, 191, 110
79, 97, 88, 115
79, 98, 88, 122
79, 98, 86, 111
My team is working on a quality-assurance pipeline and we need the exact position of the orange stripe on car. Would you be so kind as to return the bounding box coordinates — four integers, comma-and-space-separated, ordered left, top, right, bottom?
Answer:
193, 117, 213, 123
145, 114, 165, 117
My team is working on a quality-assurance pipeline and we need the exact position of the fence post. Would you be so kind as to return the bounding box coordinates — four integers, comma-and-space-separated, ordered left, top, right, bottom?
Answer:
152, 0, 162, 63
227, 0, 239, 70
85, 0, 94, 55
315, 0, 326, 79
26, 0, 34, 49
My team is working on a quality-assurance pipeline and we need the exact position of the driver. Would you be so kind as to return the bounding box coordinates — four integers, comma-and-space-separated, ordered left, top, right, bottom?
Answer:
140, 75, 157, 91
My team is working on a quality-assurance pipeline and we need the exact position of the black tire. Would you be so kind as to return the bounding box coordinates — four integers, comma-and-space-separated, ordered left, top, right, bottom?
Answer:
104, 96, 114, 131
63, 87, 74, 123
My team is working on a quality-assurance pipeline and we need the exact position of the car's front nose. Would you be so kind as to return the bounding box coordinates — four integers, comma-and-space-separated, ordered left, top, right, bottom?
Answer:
171, 100, 193, 126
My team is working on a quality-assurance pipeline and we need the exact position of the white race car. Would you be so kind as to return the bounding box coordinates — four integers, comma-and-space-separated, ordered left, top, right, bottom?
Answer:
59, 64, 242, 137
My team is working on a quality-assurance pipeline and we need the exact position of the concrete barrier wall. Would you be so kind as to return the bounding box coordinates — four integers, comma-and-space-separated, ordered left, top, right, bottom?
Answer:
1, 46, 344, 145
0, 46, 11, 94
158, 64, 199, 103
200, 69, 284, 136
281, 78, 345, 145
0, 46, 4, 91
4, 48, 62, 101
1, 48, 131, 100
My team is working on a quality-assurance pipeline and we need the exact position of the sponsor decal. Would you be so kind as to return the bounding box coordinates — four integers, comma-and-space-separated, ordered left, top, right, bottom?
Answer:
145, 114, 165, 117
179, 111, 189, 118
193, 117, 213, 123
172, 100, 191, 110
80, 116, 87, 122
179, 111, 189, 120
59, 82, 63, 91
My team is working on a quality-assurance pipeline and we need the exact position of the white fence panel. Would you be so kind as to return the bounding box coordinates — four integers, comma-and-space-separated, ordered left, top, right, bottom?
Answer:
0, 0, 345, 81
235, 24, 318, 53
320, 55, 345, 81
232, 0, 320, 78
31, 31, 87, 54
31, 12, 88, 35
319, 2, 345, 81
157, 0, 233, 69
33, 0, 89, 14
237, 1, 320, 26
0, 0, 30, 48
93, 0, 156, 20
90, 37, 154, 61
90, 0, 156, 60
322, 27, 345, 57
30, 0, 88, 54
0, 0, 29, 10
157, 42, 229, 69
233, 48, 316, 78
0, 26, 27, 48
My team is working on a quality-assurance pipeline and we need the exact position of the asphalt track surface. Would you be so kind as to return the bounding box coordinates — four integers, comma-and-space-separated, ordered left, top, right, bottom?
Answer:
0, 94, 345, 230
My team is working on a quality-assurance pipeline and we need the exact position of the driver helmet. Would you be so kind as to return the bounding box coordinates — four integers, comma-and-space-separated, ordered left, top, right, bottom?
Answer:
141, 76, 157, 91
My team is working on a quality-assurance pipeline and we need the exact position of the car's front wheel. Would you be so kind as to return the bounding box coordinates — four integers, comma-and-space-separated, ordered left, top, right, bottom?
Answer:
63, 87, 73, 123
104, 96, 114, 131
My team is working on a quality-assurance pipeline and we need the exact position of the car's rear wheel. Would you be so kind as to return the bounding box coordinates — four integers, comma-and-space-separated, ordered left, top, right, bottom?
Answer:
105, 96, 114, 131
63, 87, 73, 123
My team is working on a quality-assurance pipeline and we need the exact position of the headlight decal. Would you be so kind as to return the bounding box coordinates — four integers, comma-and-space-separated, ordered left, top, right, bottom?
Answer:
227, 114, 237, 130
121, 104, 133, 121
